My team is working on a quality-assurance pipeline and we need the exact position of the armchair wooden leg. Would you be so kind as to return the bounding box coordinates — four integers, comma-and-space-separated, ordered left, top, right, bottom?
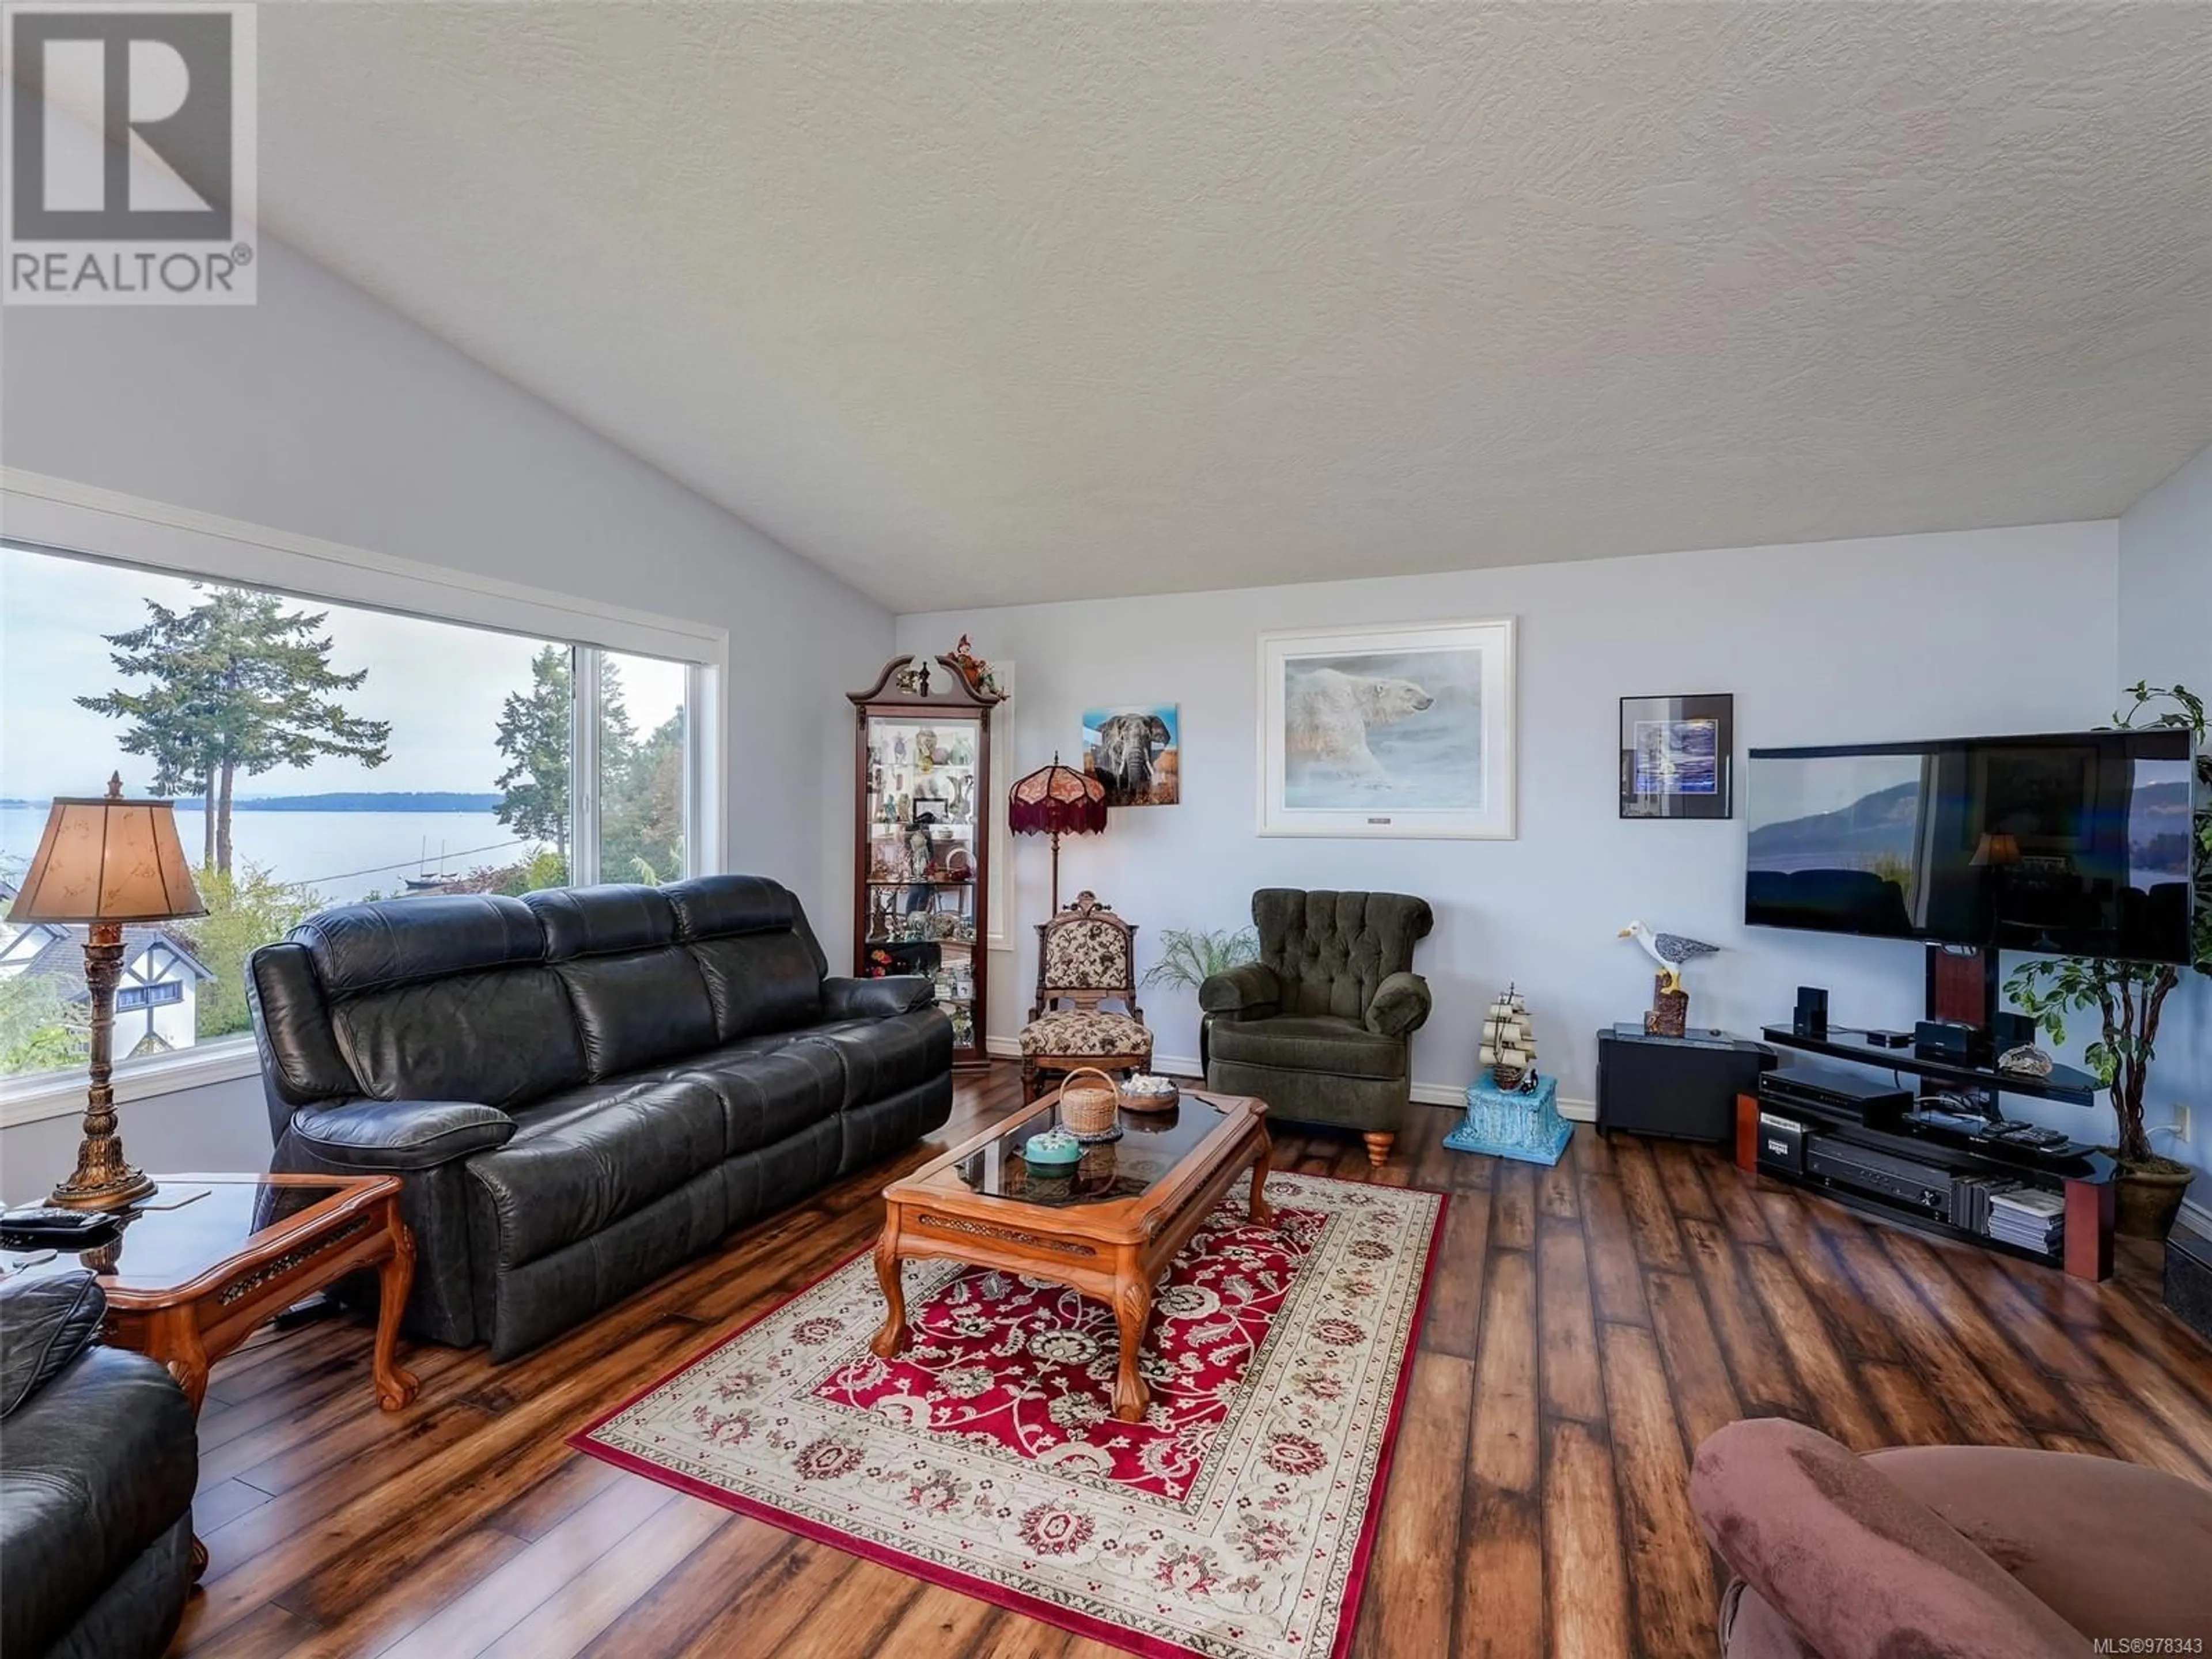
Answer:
1362, 1132, 1395, 1168
1021, 1059, 1039, 1101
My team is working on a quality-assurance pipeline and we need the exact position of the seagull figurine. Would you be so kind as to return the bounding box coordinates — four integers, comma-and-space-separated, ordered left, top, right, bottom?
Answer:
1618, 920, 1719, 994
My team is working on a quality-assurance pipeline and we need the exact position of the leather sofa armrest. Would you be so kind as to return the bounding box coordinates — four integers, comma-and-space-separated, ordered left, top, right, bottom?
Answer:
1690, 1419, 2082, 1659
0, 1271, 107, 1418
289, 1099, 515, 1172
820, 976, 935, 1020
1198, 962, 1281, 1018
1365, 971, 1433, 1038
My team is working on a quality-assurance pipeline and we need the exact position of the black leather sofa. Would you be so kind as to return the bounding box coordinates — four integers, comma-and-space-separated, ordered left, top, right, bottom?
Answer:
1, 1271, 197, 1659
247, 876, 952, 1358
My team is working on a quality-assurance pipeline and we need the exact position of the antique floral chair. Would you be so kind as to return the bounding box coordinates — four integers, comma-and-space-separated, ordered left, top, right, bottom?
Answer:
1018, 892, 1153, 1100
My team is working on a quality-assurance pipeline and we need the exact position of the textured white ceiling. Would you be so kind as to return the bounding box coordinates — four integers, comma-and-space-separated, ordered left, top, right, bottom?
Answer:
253, 3, 2212, 612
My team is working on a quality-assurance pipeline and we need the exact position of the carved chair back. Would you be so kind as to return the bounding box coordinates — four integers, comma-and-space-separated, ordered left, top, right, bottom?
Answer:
1031, 891, 1142, 1023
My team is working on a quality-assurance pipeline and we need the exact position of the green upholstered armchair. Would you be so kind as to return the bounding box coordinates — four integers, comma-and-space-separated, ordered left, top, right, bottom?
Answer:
1199, 889, 1434, 1164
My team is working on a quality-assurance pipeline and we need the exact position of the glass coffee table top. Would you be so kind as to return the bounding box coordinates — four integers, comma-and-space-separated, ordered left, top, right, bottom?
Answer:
931, 1096, 1233, 1209
0, 1175, 355, 1293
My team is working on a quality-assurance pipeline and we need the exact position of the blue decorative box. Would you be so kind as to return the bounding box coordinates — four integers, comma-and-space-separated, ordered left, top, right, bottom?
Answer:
1445, 1073, 1573, 1166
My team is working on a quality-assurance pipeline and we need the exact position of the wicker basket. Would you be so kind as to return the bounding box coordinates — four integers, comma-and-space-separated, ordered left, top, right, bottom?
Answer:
1056, 1066, 1122, 1142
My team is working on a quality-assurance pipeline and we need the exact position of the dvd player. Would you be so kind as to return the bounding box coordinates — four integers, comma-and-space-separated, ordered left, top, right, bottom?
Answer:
1805, 1138, 1952, 1219
1760, 1064, 1913, 1120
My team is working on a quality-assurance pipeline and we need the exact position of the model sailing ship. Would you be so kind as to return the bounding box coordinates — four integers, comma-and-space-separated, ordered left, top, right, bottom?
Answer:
1480, 984, 1539, 1092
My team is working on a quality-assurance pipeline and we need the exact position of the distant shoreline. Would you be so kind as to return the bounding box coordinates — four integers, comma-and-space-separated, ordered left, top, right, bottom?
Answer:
0, 791, 502, 813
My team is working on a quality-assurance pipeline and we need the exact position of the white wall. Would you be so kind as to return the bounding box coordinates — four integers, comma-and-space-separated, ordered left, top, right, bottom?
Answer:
2118, 441, 2212, 1198
899, 522, 2123, 1130
0, 231, 893, 1200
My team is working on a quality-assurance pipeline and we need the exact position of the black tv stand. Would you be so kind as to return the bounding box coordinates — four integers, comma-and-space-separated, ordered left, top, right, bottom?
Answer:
1758, 1024, 2101, 1108
1737, 945, 2116, 1280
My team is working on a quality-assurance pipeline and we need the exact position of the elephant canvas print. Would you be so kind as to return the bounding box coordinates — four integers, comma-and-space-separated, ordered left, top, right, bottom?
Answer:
1082, 703, 1180, 805
1258, 618, 1517, 839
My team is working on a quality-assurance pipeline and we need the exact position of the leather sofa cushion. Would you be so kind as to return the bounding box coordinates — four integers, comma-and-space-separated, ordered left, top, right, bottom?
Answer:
294, 894, 543, 994
0, 1345, 196, 1659
525, 885, 679, 959
1210, 1013, 1406, 1081
332, 967, 588, 1109
798, 1011, 953, 1109
1, 1271, 107, 1418
554, 948, 718, 1078
678, 1043, 845, 1158
665, 874, 818, 956
246, 942, 357, 1105
468, 1077, 728, 1265
690, 935, 823, 1041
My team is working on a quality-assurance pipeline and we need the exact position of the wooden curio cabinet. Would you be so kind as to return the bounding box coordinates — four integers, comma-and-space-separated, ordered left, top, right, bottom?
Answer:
849, 654, 1003, 1068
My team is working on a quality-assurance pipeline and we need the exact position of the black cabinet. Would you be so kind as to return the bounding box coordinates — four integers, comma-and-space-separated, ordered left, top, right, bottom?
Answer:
1594, 1025, 1776, 1143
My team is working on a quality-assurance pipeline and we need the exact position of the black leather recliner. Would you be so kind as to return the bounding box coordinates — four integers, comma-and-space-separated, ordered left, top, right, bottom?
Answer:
245, 875, 953, 1359
0, 1271, 197, 1659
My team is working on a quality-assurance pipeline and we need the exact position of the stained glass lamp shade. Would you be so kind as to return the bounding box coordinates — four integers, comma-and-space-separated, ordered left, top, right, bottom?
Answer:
1007, 755, 1108, 914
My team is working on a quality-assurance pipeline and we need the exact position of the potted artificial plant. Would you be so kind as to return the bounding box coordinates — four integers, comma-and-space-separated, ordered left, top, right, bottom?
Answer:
1142, 926, 1259, 1071
2005, 682, 2210, 1241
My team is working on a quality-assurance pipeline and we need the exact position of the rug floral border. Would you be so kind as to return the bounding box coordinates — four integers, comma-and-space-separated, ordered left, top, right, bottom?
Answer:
571, 1173, 1448, 1659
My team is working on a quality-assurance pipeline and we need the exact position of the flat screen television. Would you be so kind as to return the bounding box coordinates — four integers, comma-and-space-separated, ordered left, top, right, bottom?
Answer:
1745, 729, 2198, 964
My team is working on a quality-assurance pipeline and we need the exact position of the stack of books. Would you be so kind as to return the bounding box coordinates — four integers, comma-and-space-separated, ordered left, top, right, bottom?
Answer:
1986, 1187, 2065, 1256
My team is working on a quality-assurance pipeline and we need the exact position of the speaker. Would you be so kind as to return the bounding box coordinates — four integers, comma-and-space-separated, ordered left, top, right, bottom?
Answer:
1793, 986, 1829, 1040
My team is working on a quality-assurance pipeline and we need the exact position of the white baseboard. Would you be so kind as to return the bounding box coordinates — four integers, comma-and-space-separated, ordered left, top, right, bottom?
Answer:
2181, 1195, 2212, 1238
983, 1041, 1595, 1125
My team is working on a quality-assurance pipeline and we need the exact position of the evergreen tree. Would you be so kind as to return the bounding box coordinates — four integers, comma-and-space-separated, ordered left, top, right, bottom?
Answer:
493, 646, 574, 857
76, 589, 392, 876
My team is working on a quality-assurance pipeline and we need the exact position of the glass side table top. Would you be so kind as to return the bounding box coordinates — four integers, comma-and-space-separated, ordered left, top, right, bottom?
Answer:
925, 1096, 1236, 1209
0, 1174, 358, 1294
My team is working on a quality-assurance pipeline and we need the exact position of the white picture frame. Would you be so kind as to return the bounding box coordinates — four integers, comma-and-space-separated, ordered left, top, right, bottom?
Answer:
1257, 618, 1517, 839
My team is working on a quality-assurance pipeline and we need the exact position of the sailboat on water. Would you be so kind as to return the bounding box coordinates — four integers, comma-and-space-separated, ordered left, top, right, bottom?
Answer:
403, 838, 456, 892
1479, 984, 1539, 1093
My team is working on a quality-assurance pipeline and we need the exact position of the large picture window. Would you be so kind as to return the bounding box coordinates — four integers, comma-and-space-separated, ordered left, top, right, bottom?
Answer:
0, 541, 714, 1082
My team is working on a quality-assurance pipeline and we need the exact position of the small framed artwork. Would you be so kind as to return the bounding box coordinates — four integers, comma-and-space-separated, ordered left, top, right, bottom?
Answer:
1082, 704, 1180, 805
1620, 694, 1733, 819
1258, 617, 1517, 839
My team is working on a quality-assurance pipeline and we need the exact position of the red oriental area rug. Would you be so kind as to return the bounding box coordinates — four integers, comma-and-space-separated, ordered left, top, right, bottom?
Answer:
571, 1173, 1445, 1659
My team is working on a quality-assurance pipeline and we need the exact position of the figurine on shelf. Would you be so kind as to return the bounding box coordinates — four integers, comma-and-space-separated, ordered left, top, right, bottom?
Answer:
915, 728, 938, 774
947, 773, 975, 821
895, 661, 932, 696
946, 634, 1002, 699
1619, 920, 1717, 1038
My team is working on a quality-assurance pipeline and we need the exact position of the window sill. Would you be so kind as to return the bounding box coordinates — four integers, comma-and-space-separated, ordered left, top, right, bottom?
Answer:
0, 1039, 264, 1130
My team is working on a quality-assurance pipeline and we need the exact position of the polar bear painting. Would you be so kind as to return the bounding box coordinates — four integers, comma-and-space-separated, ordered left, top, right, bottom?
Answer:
1282, 649, 1486, 809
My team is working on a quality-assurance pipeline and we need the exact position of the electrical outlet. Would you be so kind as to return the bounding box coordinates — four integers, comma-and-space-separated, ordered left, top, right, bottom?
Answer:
2173, 1103, 2194, 1144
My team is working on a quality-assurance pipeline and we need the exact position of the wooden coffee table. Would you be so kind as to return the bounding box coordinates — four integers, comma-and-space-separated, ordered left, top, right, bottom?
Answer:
871, 1090, 1272, 1422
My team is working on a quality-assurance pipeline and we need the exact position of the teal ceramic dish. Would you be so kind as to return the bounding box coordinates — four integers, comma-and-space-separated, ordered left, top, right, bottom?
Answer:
1023, 1127, 1085, 1167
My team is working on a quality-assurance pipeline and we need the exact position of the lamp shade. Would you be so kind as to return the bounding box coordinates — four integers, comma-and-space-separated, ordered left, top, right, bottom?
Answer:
7, 774, 206, 924
1008, 756, 1108, 839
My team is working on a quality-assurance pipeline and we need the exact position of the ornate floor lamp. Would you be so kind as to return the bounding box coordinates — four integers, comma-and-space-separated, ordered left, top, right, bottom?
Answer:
7, 775, 206, 1209
1008, 754, 1109, 915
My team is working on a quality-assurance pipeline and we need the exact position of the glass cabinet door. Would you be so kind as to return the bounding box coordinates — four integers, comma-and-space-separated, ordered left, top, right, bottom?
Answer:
860, 710, 984, 1053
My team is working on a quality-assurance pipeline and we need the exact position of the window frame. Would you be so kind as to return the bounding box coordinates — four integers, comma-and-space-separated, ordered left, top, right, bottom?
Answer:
0, 467, 730, 1124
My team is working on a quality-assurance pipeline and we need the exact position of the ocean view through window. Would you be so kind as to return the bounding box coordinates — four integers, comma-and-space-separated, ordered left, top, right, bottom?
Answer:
1, 541, 706, 1082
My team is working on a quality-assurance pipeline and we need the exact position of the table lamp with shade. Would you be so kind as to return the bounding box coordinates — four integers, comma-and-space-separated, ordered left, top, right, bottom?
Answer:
1008, 754, 1108, 915
7, 775, 206, 1209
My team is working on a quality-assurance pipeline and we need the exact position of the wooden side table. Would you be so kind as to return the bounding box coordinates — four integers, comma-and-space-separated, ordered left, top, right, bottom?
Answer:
6, 1173, 419, 1574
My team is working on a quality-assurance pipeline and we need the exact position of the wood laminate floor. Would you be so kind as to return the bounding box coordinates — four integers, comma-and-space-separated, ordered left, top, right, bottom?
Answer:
168, 1063, 2212, 1659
